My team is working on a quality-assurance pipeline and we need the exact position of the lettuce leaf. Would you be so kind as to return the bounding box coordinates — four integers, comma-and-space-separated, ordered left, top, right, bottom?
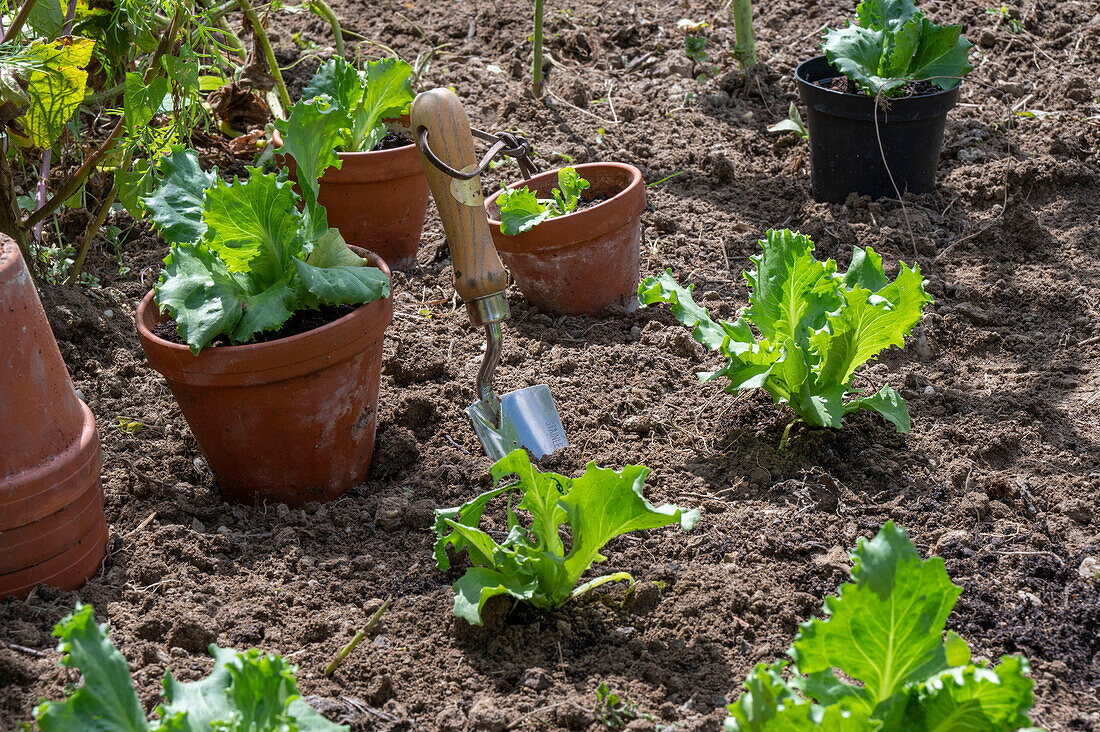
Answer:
724, 523, 1040, 732
639, 229, 931, 432
146, 139, 390, 353
34, 604, 347, 731
822, 0, 973, 96
497, 167, 592, 236
300, 56, 413, 152
433, 449, 698, 625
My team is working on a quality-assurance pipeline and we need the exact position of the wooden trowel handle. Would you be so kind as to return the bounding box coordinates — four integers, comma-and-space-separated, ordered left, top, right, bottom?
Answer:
411, 89, 507, 303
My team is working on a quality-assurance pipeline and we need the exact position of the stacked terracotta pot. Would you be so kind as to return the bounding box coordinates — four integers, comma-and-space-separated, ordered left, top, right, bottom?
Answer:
1, 235, 107, 599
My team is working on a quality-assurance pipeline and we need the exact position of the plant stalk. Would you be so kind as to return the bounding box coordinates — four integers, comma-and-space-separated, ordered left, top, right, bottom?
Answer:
323, 597, 391, 676
531, 0, 545, 97
23, 5, 184, 231
309, 0, 343, 57
731, 0, 756, 70
0, 151, 33, 277
66, 158, 124, 285
236, 0, 291, 115
2, 0, 39, 42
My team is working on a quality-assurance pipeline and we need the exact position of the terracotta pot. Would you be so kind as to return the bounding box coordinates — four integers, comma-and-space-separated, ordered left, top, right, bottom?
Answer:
135, 249, 393, 506
275, 125, 430, 271
0, 235, 107, 599
485, 163, 645, 316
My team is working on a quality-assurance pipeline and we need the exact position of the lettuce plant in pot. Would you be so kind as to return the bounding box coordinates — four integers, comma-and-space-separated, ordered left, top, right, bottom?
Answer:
484, 163, 646, 316
276, 56, 429, 271
795, 0, 973, 202
135, 98, 393, 506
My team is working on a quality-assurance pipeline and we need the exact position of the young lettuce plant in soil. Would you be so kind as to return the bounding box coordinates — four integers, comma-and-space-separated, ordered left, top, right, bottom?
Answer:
433, 449, 700, 625
823, 0, 973, 96
639, 229, 931, 440
724, 522, 1041, 731
496, 166, 591, 235
34, 603, 346, 731
145, 96, 390, 353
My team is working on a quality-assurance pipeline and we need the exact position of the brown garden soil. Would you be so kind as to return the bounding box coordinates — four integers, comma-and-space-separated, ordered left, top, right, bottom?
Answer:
3, 0, 1100, 729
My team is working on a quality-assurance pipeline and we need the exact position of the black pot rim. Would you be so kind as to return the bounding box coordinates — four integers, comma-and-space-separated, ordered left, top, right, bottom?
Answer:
795, 55, 962, 102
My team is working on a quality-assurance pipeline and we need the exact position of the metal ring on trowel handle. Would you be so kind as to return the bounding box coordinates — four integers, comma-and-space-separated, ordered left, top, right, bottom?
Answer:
417, 126, 539, 182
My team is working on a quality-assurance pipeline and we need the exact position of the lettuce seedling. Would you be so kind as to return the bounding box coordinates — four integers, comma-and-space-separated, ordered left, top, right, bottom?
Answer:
497, 167, 592, 235
300, 55, 414, 152
34, 603, 346, 731
433, 449, 699, 625
724, 522, 1041, 731
144, 97, 390, 353
823, 0, 973, 96
639, 229, 931, 435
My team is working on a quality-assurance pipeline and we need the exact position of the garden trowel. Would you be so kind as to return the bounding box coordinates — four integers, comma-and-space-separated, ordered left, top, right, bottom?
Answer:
411, 88, 568, 461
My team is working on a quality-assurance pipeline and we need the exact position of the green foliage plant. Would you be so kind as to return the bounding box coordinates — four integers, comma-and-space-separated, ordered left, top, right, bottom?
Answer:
639, 229, 931, 436
432, 449, 699, 625
144, 96, 390, 353
496, 166, 590, 235
34, 603, 345, 731
297, 55, 414, 153
822, 0, 973, 97
724, 522, 1042, 732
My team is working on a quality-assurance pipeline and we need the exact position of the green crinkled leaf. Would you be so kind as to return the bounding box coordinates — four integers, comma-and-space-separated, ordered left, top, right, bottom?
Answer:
451, 567, 540, 626
823, 0, 972, 96
908, 17, 973, 90
155, 243, 247, 355
20, 36, 95, 148
841, 246, 889, 292
791, 522, 961, 715
34, 604, 148, 732
275, 96, 348, 234
201, 168, 301, 283
305, 227, 364, 268
811, 261, 931, 388
294, 257, 391, 307
906, 656, 1036, 732
142, 147, 215, 244
497, 185, 552, 235
302, 56, 363, 112
231, 279, 297, 343
725, 523, 1039, 732
434, 449, 697, 624
212, 649, 299, 731
551, 166, 590, 214
844, 384, 911, 433
353, 57, 414, 150
745, 229, 840, 348
124, 72, 169, 133
558, 462, 699, 593
638, 270, 754, 353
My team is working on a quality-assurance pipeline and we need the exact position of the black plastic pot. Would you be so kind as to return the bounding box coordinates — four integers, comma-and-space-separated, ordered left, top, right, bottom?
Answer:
795, 56, 960, 203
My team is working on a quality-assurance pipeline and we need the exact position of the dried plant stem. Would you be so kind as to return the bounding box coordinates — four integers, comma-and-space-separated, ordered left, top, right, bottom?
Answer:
236, 0, 291, 114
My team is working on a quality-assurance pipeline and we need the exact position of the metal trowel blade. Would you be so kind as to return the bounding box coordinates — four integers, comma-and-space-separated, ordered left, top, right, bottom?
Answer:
465, 385, 568, 461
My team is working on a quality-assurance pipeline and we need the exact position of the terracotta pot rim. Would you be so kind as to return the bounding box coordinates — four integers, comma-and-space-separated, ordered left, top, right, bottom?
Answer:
484, 162, 646, 251
136, 248, 392, 359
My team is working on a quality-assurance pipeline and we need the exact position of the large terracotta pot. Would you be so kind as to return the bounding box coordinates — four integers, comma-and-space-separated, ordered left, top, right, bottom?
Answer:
484, 163, 645, 316
135, 250, 393, 506
0, 234, 107, 599
276, 126, 430, 272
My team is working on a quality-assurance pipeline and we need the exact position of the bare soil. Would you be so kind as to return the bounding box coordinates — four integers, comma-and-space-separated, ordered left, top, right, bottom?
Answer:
3, 0, 1099, 730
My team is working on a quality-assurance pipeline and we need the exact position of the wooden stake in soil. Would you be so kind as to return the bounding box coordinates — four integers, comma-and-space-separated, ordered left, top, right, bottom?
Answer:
324, 597, 392, 676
